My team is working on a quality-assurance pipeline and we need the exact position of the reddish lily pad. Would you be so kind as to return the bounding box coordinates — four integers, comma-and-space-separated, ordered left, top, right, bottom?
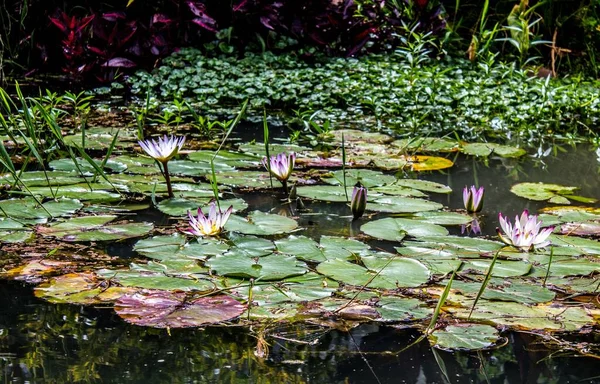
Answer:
114, 291, 246, 328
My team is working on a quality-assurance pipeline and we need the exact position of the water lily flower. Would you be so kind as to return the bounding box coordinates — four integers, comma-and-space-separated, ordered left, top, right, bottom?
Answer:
497, 210, 554, 251
183, 200, 233, 237
463, 185, 484, 213
351, 183, 367, 221
138, 135, 186, 163
262, 152, 296, 191
138, 135, 185, 198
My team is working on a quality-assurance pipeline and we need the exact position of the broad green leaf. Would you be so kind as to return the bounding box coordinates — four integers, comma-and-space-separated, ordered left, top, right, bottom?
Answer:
206, 254, 307, 280
361, 218, 448, 241
431, 324, 499, 351
367, 196, 443, 213
0, 197, 82, 219
462, 143, 526, 158
225, 211, 298, 235
392, 179, 452, 194
97, 270, 214, 291
37, 215, 153, 242
322, 169, 396, 188
377, 296, 432, 321
156, 198, 247, 216
134, 234, 228, 261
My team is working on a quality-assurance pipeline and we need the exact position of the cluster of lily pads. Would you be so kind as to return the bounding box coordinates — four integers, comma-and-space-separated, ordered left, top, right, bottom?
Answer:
1, 127, 600, 353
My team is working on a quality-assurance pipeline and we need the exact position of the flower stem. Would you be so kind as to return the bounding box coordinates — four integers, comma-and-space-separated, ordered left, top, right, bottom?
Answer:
282, 179, 288, 195
162, 161, 174, 198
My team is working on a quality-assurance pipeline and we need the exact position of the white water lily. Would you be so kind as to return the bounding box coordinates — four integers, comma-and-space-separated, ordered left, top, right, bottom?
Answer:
497, 210, 554, 251
138, 135, 185, 198
262, 152, 296, 192
138, 135, 186, 163
183, 201, 233, 237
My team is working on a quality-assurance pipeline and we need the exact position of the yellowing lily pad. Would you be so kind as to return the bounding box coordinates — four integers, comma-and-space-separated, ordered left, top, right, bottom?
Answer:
35, 272, 133, 304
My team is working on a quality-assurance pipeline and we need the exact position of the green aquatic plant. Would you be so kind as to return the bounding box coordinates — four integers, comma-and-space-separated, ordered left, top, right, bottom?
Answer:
497, 210, 554, 251
182, 200, 233, 237
138, 135, 185, 199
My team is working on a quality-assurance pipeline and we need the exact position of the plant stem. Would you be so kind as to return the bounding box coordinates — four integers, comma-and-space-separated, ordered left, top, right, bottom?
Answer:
162, 161, 174, 198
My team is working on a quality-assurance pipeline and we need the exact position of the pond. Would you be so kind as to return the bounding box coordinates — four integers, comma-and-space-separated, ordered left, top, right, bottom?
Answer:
1, 120, 600, 383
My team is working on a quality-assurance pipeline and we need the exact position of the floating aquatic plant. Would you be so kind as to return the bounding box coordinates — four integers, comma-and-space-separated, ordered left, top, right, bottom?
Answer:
497, 210, 554, 251
182, 200, 233, 237
350, 183, 367, 221
463, 185, 484, 213
262, 152, 296, 193
138, 135, 185, 198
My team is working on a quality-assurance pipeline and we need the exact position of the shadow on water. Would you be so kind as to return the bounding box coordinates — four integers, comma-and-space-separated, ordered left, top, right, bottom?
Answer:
2, 142, 600, 383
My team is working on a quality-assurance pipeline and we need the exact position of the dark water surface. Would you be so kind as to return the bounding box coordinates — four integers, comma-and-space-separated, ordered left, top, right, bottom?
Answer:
2, 143, 600, 383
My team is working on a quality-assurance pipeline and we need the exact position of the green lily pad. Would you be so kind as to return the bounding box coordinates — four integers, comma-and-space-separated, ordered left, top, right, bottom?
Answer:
367, 196, 443, 213
376, 296, 432, 321
510, 182, 595, 204
331, 129, 394, 144
225, 234, 275, 257
20, 186, 122, 202
392, 137, 460, 152
462, 259, 532, 277
237, 143, 308, 156
115, 292, 246, 328
206, 254, 307, 280
452, 280, 555, 304
404, 236, 504, 253
225, 211, 298, 235
275, 235, 369, 262
392, 179, 452, 194
296, 185, 352, 202
431, 324, 500, 351
97, 270, 215, 291
361, 218, 448, 242
413, 211, 474, 225
370, 184, 426, 197
215, 171, 280, 189
0, 218, 34, 243
462, 143, 526, 158
0, 171, 84, 187
187, 150, 262, 167
156, 198, 247, 216
317, 257, 430, 289
49, 157, 127, 173
133, 234, 228, 261
37, 215, 153, 242
0, 197, 82, 219
168, 159, 235, 176
322, 169, 396, 188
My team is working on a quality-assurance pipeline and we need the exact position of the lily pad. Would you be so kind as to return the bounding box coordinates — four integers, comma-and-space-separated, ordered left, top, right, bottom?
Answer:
187, 150, 261, 167
431, 324, 500, 351
156, 198, 247, 216
412, 211, 474, 225
0, 197, 83, 219
296, 185, 353, 202
275, 235, 369, 262
510, 182, 595, 204
372, 155, 454, 171
322, 169, 396, 188
376, 296, 432, 321
361, 218, 448, 242
0, 171, 84, 187
317, 257, 430, 288
367, 196, 443, 213
392, 137, 460, 153
115, 292, 246, 328
225, 211, 298, 235
462, 143, 526, 158
206, 254, 307, 280
37, 215, 153, 242
97, 270, 215, 291
0, 218, 34, 243
392, 179, 452, 194
133, 234, 228, 261
35, 272, 133, 304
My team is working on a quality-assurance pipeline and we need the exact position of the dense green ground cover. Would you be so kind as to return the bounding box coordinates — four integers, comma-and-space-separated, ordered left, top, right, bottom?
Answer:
129, 48, 600, 143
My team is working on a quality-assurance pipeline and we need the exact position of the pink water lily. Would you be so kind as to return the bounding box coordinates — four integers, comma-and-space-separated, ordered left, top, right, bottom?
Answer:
183, 200, 233, 237
463, 185, 484, 213
262, 152, 296, 192
497, 210, 554, 251
138, 135, 186, 163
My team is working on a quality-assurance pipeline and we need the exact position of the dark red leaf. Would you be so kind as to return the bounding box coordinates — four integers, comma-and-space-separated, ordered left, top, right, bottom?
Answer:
102, 12, 126, 21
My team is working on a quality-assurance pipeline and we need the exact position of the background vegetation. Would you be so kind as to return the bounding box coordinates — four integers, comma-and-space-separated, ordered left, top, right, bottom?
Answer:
1, 0, 599, 84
